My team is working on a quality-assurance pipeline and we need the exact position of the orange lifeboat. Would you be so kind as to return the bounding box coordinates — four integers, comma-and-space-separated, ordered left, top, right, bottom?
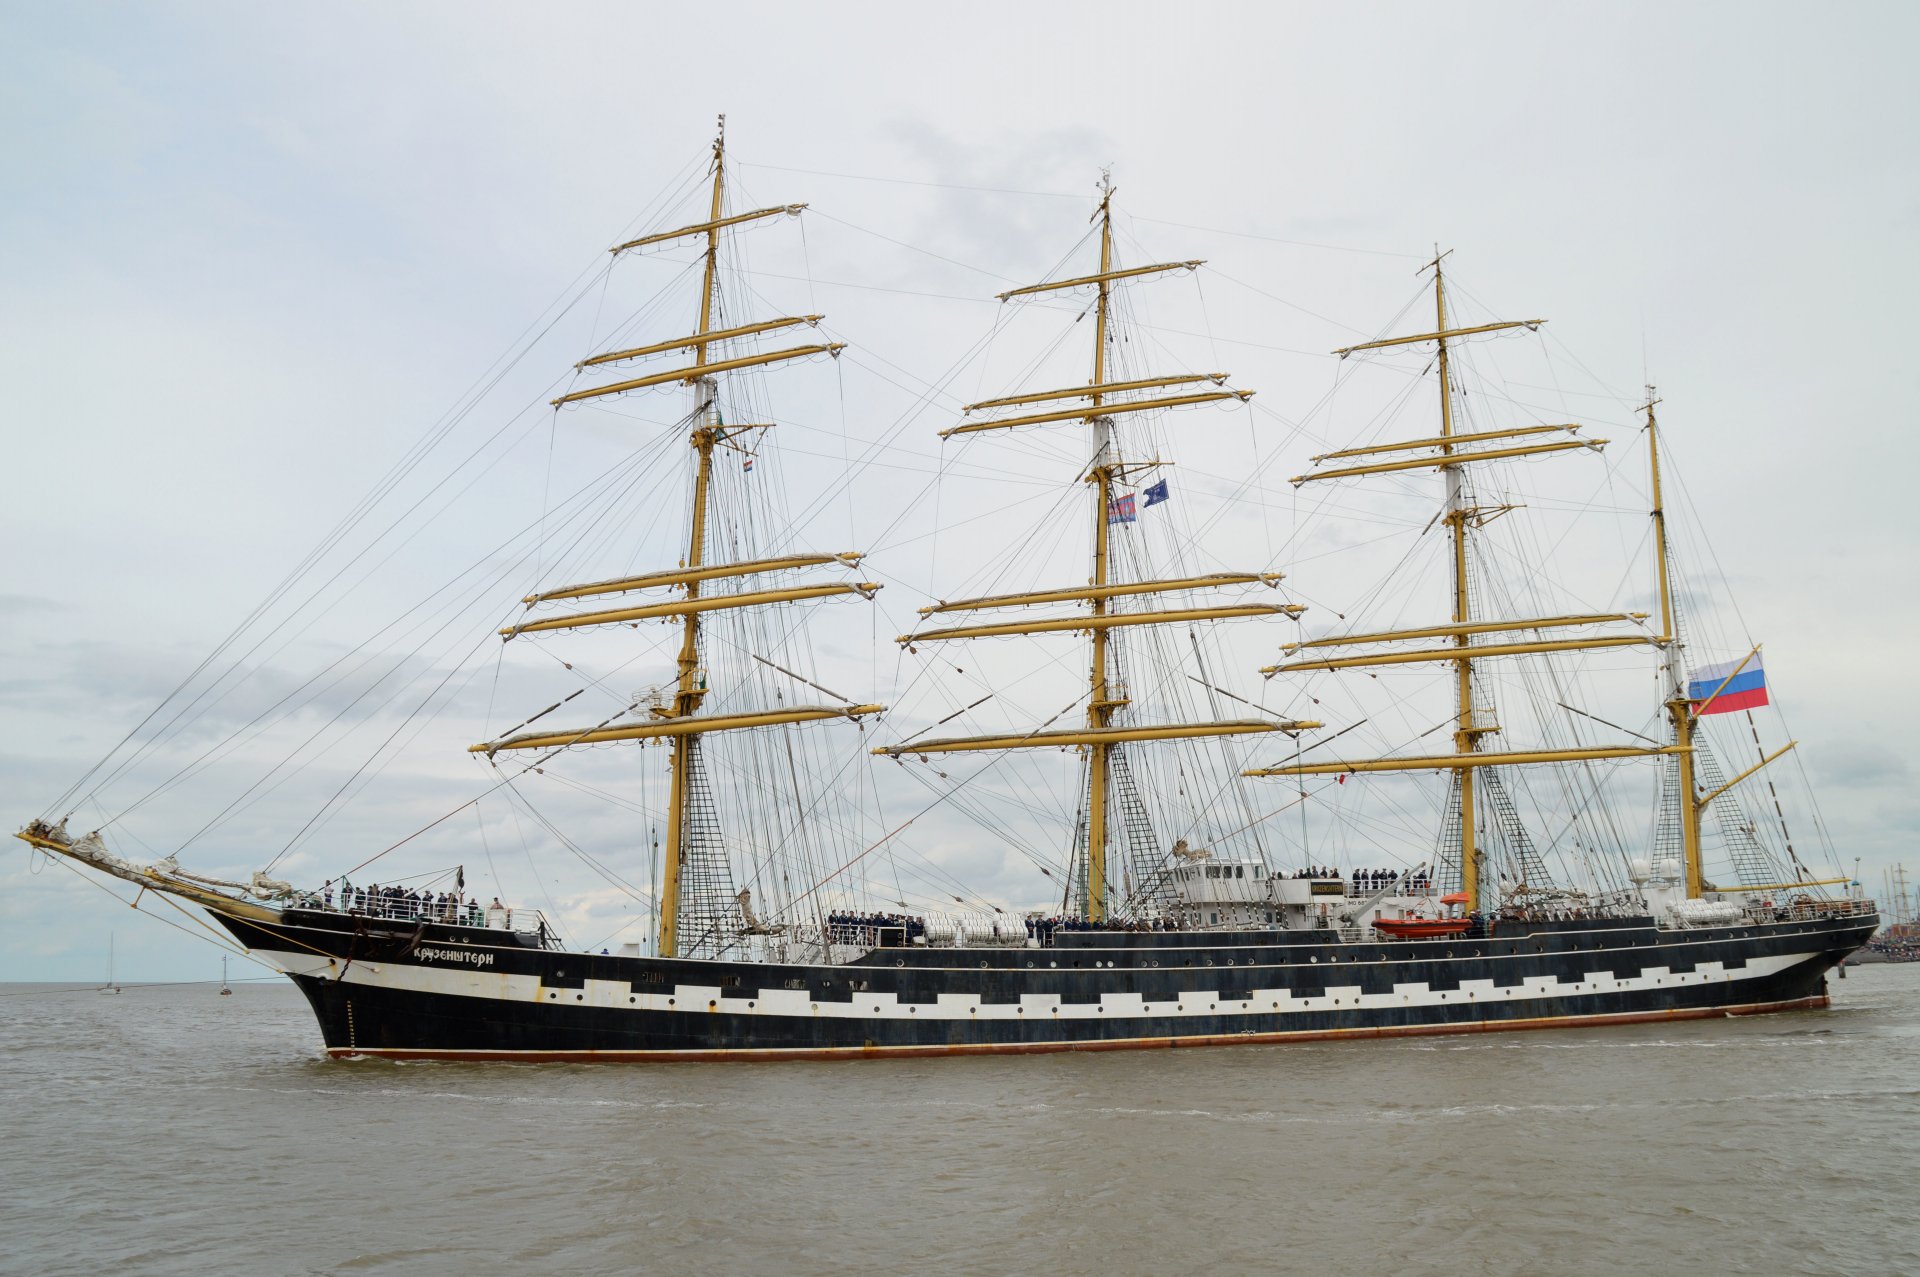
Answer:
1372, 917, 1472, 939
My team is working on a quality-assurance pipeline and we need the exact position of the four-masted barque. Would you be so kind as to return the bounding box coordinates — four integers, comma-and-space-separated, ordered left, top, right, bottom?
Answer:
18, 127, 1877, 1060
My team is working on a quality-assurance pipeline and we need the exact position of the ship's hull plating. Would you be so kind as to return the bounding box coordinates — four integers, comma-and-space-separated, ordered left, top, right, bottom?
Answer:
218, 910, 1873, 1062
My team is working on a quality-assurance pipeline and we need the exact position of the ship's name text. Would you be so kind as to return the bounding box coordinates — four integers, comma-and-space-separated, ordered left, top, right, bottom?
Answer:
415, 946, 494, 967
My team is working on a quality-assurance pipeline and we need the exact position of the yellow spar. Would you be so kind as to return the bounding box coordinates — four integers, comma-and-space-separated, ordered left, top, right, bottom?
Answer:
965, 374, 1228, 413
1293, 438, 1606, 485
1245, 745, 1687, 777
553, 344, 844, 406
942, 390, 1254, 439
473, 705, 885, 757
904, 603, 1302, 645
1264, 634, 1654, 674
1283, 612, 1647, 652
523, 553, 865, 604
577, 316, 824, 368
1310, 423, 1580, 463
611, 204, 806, 254
997, 260, 1204, 300
503, 582, 881, 639
921, 572, 1285, 616
876, 719, 1317, 757
1332, 318, 1544, 357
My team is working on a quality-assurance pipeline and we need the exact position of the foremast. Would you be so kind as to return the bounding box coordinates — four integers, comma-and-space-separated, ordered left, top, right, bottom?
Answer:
663, 124, 730, 964
882, 177, 1316, 923
1250, 255, 1675, 914
473, 119, 880, 957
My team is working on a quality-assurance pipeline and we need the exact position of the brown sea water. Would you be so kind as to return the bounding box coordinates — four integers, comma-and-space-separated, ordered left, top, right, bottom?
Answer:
2, 967, 1915, 1277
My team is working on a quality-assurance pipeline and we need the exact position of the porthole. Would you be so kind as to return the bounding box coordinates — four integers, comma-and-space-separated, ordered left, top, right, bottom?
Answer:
708, 1000, 717, 1009
1051, 962, 1058, 969
748, 1000, 756, 1008
668, 998, 676, 1006
873, 1006, 880, 1013
1017, 1007, 1024, 1014
628, 996, 636, 1004
969, 1007, 977, 1014
895, 959, 904, 968
575, 994, 583, 1002
1177, 1004, 1185, 1011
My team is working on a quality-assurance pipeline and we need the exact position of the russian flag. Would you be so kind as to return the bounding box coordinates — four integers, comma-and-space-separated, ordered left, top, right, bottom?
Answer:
1688, 653, 1769, 715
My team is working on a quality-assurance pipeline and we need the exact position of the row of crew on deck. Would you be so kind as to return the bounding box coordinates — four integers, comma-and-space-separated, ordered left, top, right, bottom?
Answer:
304, 882, 509, 927
1286, 866, 1432, 891
1029, 916, 1179, 942
1352, 868, 1432, 891
827, 912, 925, 946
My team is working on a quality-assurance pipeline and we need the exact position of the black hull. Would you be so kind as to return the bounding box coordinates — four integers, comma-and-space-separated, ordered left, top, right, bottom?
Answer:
217, 909, 1875, 1062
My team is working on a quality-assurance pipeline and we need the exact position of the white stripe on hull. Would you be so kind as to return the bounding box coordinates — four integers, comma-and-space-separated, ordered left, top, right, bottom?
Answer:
255, 947, 1820, 1023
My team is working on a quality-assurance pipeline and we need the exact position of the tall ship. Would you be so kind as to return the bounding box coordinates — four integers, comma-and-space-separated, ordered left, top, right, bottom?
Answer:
18, 127, 1877, 1060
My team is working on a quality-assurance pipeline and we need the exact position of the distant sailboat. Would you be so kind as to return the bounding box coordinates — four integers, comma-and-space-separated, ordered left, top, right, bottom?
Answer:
219, 956, 233, 996
102, 932, 120, 994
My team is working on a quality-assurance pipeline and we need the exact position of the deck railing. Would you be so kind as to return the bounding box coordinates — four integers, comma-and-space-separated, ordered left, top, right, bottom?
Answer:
288, 892, 546, 935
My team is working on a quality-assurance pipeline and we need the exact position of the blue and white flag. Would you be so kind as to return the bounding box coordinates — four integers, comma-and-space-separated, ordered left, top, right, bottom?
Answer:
1144, 479, 1170, 507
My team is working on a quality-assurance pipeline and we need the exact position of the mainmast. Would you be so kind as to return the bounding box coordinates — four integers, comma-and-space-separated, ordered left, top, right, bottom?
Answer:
474, 119, 880, 958
1086, 176, 1118, 922
882, 176, 1317, 923
1249, 257, 1674, 914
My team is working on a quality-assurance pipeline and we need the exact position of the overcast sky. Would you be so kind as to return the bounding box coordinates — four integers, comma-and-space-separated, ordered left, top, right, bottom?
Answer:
4, 2, 1916, 981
